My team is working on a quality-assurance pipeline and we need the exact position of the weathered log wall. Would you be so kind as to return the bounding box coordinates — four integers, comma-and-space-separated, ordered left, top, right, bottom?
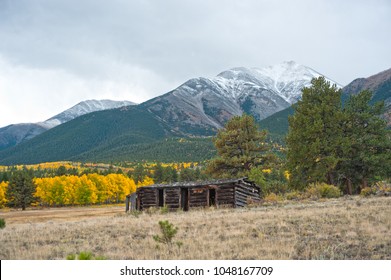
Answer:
134, 179, 261, 211
138, 188, 157, 210
165, 187, 180, 209
234, 182, 261, 207
216, 185, 235, 207
189, 187, 208, 208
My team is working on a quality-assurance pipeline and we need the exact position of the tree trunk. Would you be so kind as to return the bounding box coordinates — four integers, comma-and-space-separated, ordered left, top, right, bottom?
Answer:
346, 179, 353, 195
361, 178, 368, 190
327, 172, 335, 185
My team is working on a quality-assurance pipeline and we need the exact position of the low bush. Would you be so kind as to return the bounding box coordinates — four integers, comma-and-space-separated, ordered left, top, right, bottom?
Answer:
285, 191, 302, 200
66, 251, 106, 260
360, 187, 376, 197
373, 181, 391, 195
160, 205, 169, 214
0, 218, 5, 229
305, 183, 342, 199
360, 182, 391, 197
153, 220, 178, 246
263, 193, 283, 204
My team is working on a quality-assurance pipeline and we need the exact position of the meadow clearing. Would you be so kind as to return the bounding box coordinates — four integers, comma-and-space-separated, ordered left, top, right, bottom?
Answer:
0, 196, 390, 260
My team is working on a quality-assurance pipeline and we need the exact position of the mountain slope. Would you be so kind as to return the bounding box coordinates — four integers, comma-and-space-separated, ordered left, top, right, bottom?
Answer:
0, 106, 178, 164
259, 106, 295, 140
0, 100, 135, 150
142, 61, 340, 135
342, 68, 391, 126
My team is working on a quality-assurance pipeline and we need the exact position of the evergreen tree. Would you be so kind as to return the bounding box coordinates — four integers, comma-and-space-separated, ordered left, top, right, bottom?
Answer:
162, 166, 178, 183
133, 164, 146, 184
6, 170, 36, 210
338, 90, 391, 194
286, 77, 344, 189
179, 168, 197, 182
153, 163, 164, 183
206, 114, 269, 178
56, 165, 67, 176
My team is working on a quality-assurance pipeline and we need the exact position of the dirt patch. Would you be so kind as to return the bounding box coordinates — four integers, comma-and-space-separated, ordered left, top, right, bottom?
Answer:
0, 205, 124, 224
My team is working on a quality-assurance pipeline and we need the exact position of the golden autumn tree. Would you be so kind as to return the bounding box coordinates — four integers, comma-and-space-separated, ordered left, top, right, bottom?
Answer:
0, 181, 8, 208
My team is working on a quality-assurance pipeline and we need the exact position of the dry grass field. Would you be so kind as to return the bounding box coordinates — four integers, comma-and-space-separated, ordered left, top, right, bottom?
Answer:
0, 196, 390, 260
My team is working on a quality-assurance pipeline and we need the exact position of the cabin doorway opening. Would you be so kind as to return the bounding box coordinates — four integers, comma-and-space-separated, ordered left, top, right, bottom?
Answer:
181, 188, 189, 211
157, 189, 164, 207
209, 189, 216, 207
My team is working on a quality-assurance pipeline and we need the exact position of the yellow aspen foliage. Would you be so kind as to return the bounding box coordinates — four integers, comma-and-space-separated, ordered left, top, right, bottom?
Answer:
87, 173, 109, 204
33, 173, 139, 206
34, 178, 51, 205
76, 175, 98, 205
64, 176, 78, 205
137, 176, 154, 187
0, 181, 8, 208
104, 174, 120, 203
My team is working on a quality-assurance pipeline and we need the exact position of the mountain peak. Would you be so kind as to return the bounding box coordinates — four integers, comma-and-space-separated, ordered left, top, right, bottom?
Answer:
0, 99, 136, 150
42, 99, 136, 128
212, 61, 341, 104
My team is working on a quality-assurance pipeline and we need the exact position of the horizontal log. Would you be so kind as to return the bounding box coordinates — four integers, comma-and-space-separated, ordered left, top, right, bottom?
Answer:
141, 204, 158, 208
236, 191, 260, 200
217, 190, 234, 195
165, 204, 180, 208
235, 201, 246, 207
190, 199, 209, 204
190, 203, 208, 207
165, 198, 180, 202
217, 195, 234, 201
190, 196, 207, 201
236, 184, 260, 193
236, 188, 260, 197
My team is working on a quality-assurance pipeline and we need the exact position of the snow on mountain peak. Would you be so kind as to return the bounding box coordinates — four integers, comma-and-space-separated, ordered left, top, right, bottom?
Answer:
41, 99, 136, 129
211, 61, 342, 104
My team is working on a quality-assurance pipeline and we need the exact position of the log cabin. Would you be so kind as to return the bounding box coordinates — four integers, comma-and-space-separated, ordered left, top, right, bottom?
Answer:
125, 178, 261, 212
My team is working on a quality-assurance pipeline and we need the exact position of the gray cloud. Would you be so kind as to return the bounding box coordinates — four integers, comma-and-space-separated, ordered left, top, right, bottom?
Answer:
1, 0, 391, 126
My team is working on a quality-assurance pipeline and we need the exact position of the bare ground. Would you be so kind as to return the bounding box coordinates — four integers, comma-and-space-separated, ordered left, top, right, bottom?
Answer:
0, 196, 390, 260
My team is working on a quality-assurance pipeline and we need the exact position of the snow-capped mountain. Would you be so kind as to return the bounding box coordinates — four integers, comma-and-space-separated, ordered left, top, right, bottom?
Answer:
39, 99, 135, 129
142, 61, 341, 134
0, 61, 346, 164
0, 99, 135, 150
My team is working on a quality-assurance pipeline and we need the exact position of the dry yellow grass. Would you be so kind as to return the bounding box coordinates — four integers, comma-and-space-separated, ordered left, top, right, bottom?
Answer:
0, 196, 390, 260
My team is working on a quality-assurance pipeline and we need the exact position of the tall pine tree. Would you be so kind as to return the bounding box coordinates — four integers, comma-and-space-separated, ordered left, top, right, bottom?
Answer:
206, 114, 269, 178
6, 169, 36, 210
286, 77, 344, 189
338, 90, 391, 194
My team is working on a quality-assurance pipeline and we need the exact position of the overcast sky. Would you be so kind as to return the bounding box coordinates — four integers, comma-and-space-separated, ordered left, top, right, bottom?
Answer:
1, 0, 390, 127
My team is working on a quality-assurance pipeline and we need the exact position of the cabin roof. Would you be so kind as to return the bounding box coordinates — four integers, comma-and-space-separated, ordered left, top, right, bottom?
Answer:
134, 177, 258, 191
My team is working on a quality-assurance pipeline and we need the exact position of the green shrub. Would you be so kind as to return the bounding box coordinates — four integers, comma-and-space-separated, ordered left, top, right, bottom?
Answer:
373, 181, 391, 195
66, 251, 106, 260
78, 251, 93, 260
285, 191, 302, 200
249, 167, 288, 196
305, 183, 342, 199
263, 193, 283, 204
0, 218, 5, 229
153, 220, 178, 245
66, 254, 76, 260
360, 187, 376, 197
160, 205, 169, 214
